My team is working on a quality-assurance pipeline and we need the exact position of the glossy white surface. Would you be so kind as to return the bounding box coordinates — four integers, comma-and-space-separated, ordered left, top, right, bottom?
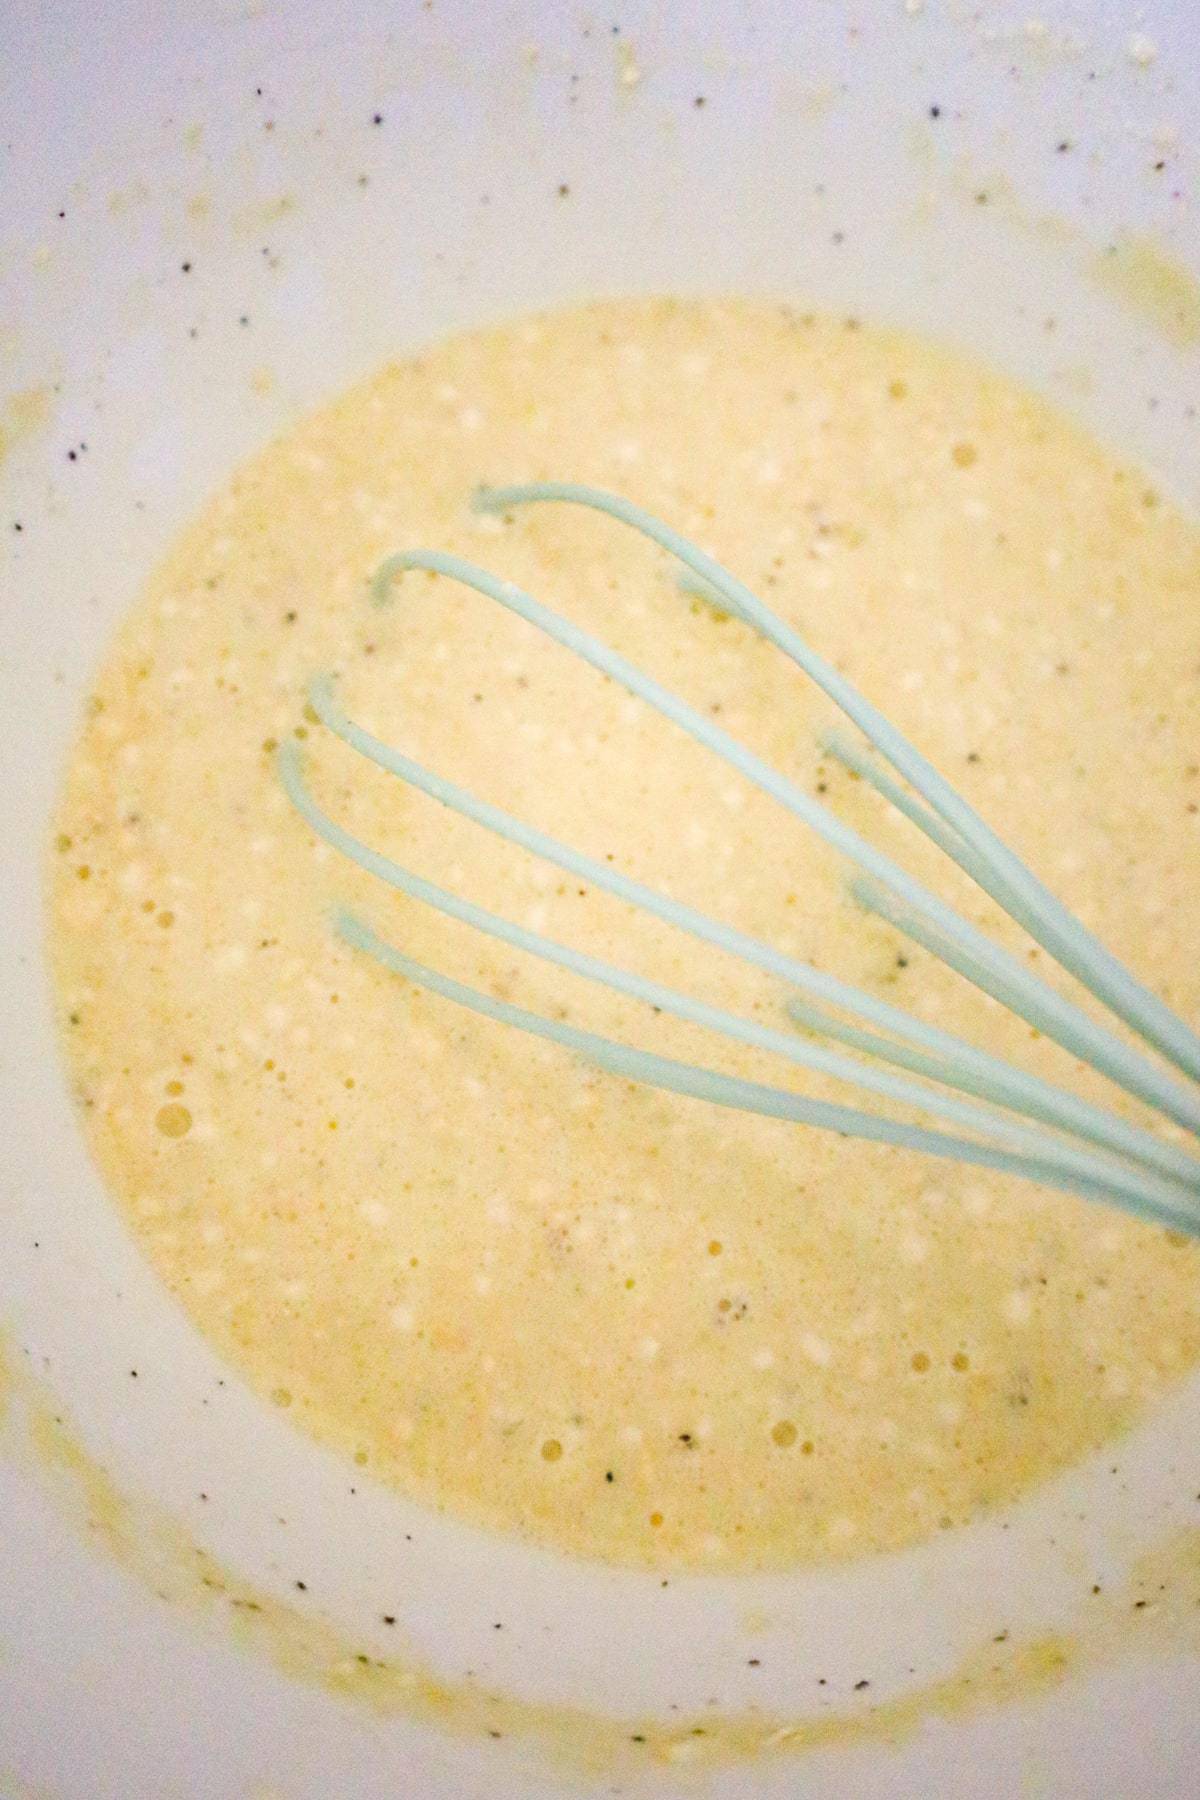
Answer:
2, 2, 1198, 1794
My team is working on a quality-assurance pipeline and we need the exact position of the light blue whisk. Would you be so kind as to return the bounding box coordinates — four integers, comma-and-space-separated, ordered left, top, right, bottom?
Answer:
279, 483, 1200, 1236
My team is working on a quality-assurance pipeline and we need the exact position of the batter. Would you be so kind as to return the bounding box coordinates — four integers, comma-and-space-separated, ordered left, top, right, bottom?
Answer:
48, 299, 1200, 1570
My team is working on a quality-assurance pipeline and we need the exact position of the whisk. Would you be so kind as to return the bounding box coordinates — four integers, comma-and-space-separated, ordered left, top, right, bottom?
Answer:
279, 482, 1200, 1236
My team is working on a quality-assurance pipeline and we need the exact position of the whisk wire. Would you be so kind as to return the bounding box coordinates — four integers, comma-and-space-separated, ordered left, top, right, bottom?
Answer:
817, 727, 994, 875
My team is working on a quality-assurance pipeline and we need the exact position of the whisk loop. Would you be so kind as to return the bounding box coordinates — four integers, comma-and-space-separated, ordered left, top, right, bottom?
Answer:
281, 483, 1200, 1234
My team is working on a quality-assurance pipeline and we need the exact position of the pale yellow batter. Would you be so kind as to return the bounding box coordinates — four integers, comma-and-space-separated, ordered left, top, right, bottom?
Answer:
48, 298, 1200, 1571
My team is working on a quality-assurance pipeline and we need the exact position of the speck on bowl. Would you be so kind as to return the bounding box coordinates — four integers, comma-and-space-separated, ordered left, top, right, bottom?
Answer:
2, 3, 1198, 1796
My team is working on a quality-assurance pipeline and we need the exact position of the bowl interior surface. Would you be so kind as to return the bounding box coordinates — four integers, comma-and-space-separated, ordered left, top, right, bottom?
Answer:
2, 3, 1199, 1796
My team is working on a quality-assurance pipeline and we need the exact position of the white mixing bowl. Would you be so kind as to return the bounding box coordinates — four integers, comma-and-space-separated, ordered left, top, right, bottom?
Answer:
2, 3, 1198, 1795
